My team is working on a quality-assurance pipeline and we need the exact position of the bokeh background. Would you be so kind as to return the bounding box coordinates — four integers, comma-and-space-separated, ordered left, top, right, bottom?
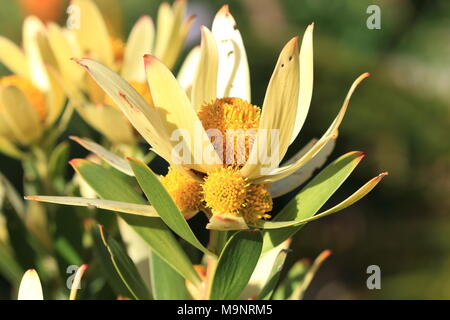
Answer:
0, 0, 449, 299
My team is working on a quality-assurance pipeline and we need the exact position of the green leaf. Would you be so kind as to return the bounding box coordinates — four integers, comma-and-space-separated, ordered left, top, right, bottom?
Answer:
93, 226, 150, 299
272, 260, 309, 300
209, 231, 263, 300
257, 249, 289, 300
71, 159, 201, 286
3, 204, 37, 270
256, 171, 387, 230
262, 151, 365, 252
0, 240, 23, 284
128, 158, 212, 256
48, 141, 69, 182
53, 204, 84, 266
92, 225, 146, 299
288, 250, 331, 300
0, 136, 25, 159
0, 172, 25, 217
150, 250, 189, 300
26, 196, 158, 218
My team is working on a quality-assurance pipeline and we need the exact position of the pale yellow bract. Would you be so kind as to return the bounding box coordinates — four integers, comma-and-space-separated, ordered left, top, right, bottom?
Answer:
0, 16, 65, 155
75, 5, 369, 228
45, 0, 193, 145
17, 267, 88, 300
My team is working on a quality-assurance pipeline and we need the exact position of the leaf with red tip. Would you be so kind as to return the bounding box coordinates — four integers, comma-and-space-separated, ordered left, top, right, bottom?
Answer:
258, 73, 370, 184
144, 54, 221, 172
70, 136, 133, 176
128, 158, 213, 256
71, 159, 202, 287
206, 214, 248, 231
289, 250, 331, 300
69, 264, 88, 300
261, 151, 365, 252
93, 226, 150, 299
260, 170, 387, 230
25, 195, 158, 218
73, 58, 174, 164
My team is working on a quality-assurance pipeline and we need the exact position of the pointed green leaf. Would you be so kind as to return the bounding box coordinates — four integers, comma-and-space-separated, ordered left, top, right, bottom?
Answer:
289, 250, 331, 300
0, 240, 23, 284
257, 171, 387, 230
128, 158, 212, 256
272, 260, 309, 300
209, 230, 262, 300
257, 249, 289, 300
93, 226, 150, 299
150, 250, 188, 300
26, 196, 158, 218
48, 141, 70, 193
262, 151, 365, 252
71, 159, 201, 287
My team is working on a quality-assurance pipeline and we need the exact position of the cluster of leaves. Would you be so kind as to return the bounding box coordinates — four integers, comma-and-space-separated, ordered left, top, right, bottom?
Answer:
2, 136, 382, 299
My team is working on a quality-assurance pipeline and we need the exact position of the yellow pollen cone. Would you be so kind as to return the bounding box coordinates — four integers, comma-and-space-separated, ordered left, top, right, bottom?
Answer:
160, 167, 203, 217
202, 167, 272, 223
198, 97, 260, 166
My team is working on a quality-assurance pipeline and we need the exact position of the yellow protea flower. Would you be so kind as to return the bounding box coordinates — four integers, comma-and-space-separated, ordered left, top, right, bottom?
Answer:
45, 0, 193, 145
74, 6, 368, 228
0, 16, 65, 157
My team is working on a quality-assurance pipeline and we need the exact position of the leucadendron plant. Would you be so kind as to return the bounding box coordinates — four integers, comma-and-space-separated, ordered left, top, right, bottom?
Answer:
0, 12, 91, 300
0, 15, 67, 160
27, 5, 387, 300
46, 0, 193, 150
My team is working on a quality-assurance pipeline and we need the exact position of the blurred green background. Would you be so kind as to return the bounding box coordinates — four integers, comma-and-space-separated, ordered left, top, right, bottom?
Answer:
0, 0, 449, 299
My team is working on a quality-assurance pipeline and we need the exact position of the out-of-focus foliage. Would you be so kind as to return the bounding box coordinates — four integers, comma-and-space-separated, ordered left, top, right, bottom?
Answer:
0, 0, 449, 299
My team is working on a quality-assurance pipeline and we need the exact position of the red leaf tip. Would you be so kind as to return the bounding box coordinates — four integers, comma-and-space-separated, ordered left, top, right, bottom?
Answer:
218, 4, 230, 16
321, 249, 332, 258
356, 151, 366, 158
143, 54, 157, 68
68, 158, 85, 167
80, 264, 89, 271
